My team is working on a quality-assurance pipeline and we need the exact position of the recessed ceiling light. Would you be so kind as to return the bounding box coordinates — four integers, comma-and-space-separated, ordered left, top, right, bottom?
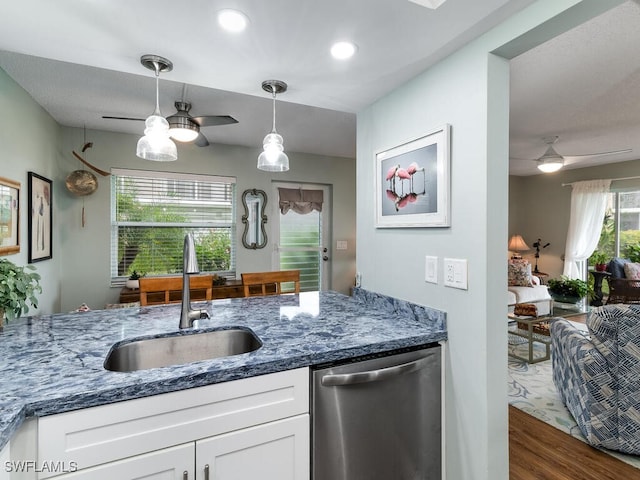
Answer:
331, 41, 357, 60
408, 0, 448, 9
217, 9, 249, 33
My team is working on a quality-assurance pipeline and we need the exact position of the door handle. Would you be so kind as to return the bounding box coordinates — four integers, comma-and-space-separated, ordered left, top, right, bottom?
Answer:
320, 355, 432, 386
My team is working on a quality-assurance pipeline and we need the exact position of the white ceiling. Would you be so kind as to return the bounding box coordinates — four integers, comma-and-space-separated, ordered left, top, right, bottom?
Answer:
1, 0, 639, 175
509, 0, 640, 175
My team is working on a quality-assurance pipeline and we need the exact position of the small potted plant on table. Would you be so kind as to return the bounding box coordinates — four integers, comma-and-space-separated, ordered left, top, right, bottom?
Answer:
589, 251, 609, 272
126, 270, 143, 290
0, 259, 42, 328
547, 276, 589, 304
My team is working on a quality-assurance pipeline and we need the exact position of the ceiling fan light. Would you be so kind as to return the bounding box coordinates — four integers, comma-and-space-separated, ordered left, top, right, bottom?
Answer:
537, 159, 563, 173
136, 114, 177, 161
168, 116, 199, 142
258, 133, 289, 172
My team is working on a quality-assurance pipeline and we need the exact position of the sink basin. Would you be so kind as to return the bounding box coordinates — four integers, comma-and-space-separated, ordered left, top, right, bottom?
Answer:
104, 328, 262, 372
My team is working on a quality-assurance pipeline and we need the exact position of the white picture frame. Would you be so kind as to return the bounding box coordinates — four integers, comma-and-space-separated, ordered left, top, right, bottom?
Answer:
375, 124, 450, 228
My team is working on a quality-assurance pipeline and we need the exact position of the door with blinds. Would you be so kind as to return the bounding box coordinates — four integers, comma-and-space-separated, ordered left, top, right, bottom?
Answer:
272, 183, 331, 292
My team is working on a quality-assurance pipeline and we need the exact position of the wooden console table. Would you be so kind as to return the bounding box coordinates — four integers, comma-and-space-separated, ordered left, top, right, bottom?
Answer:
120, 279, 244, 303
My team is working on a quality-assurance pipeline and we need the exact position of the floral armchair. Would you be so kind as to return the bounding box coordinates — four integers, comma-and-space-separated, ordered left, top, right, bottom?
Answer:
605, 258, 640, 304
551, 303, 640, 454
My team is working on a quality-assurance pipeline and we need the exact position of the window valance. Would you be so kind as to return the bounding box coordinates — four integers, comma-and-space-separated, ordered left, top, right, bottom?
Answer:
278, 187, 323, 215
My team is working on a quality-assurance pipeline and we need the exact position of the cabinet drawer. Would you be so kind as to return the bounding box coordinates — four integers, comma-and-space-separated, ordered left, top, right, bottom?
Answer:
39, 368, 308, 478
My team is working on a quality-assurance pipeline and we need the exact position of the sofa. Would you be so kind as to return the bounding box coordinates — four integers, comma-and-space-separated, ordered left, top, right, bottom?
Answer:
507, 260, 552, 316
551, 303, 640, 454
605, 257, 640, 304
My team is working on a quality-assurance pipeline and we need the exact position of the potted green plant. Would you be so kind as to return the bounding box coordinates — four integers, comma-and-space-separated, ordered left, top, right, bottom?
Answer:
547, 276, 589, 304
125, 270, 143, 290
589, 251, 609, 272
0, 259, 42, 327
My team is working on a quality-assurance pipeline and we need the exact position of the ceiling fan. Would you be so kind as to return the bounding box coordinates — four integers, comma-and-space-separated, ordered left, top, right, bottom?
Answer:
521, 136, 632, 173
103, 98, 238, 147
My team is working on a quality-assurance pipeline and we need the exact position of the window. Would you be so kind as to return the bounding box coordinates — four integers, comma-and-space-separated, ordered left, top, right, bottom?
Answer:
111, 169, 236, 284
595, 189, 640, 260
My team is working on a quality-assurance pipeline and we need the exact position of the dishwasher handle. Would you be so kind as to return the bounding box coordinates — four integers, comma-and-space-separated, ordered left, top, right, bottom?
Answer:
320, 355, 432, 386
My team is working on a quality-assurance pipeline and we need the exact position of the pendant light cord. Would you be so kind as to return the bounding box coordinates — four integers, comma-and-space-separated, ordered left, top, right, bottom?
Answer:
271, 86, 278, 134
153, 62, 161, 116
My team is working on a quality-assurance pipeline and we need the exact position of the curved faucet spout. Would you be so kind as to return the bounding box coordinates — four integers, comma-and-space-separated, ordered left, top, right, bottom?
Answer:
180, 233, 209, 329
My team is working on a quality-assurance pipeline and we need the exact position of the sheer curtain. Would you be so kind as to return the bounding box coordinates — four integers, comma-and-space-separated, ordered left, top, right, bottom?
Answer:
563, 179, 611, 278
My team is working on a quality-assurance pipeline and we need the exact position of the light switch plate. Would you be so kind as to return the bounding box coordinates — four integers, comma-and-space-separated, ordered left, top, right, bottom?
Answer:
425, 256, 438, 284
336, 240, 348, 250
444, 258, 468, 290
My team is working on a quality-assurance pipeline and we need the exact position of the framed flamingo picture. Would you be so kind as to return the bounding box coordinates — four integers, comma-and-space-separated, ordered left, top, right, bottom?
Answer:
375, 124, 450, 228
28, 172, 52, 262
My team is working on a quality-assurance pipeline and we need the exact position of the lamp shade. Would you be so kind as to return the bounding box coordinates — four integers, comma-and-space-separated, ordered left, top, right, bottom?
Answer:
257, 132, 289, 172
136, 115, 178, 161
508, 234, 530, 252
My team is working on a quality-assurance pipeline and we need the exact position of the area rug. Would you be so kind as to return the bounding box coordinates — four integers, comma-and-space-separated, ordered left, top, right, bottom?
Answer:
508, 341, 640, 469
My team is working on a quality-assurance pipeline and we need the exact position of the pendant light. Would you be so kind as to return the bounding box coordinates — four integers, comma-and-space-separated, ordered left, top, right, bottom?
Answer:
136, 55, 178, 162
257, 80, 289, 172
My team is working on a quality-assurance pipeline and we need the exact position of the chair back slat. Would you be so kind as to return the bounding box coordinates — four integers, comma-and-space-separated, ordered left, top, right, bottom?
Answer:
241, 270, 301, 298
139, 275, 213, 306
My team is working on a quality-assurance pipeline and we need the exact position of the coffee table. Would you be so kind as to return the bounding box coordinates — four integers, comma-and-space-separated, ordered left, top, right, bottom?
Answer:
508, 314, 555, 364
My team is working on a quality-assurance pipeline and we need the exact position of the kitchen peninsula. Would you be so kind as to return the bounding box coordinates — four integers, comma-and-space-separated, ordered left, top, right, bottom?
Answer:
0, 289, 446, 478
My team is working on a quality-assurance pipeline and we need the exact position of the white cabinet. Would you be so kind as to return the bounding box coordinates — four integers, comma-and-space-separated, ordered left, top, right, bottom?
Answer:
50, 415, 309, 480
37, 368, 309, 480
47, 443, 194, 480
196, 415, 309, 480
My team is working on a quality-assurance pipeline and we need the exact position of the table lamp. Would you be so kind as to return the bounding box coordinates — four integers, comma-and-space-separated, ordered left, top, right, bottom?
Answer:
508, 234, 530, 260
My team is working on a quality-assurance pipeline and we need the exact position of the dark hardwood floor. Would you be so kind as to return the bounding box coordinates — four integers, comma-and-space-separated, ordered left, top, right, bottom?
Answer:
509, 397, 640, 479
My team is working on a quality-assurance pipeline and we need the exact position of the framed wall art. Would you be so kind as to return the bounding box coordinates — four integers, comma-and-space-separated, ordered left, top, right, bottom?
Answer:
375, 124, 451, 228
0, 176, 20, 256
28, 172, 52, 262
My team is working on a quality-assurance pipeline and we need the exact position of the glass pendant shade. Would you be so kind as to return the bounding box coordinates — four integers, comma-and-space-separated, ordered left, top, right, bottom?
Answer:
136, 114, 178, 161
257, 132, 289, 172
257, 80, 289, 172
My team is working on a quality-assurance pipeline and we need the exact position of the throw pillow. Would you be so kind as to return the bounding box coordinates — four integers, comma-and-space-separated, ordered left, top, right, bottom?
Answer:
623, 262, 640, 287
623, 262, 640, 279
508, 261, 533, 287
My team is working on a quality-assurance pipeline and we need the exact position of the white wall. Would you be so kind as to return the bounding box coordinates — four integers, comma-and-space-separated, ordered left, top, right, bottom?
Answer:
509, 158, 640, 278
58, 127, 356, 312
356, 0, 622, 478
0, 67, 62, 315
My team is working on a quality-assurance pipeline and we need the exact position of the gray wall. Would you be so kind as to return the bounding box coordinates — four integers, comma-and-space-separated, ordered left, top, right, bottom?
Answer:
0, 67, 62, 315
356, 1, 620, 478
509, 158, 640, 278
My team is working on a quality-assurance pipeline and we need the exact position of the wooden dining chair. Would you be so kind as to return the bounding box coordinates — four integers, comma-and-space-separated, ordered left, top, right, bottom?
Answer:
139, 275, 213, 306
241, 270, 301, 297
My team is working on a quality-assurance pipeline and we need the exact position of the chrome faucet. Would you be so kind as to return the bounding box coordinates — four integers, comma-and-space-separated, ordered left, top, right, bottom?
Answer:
179, 233, 210, 329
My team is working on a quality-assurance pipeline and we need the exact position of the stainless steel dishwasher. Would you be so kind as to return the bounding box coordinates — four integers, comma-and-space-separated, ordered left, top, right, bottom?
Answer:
312, 345, 441, 480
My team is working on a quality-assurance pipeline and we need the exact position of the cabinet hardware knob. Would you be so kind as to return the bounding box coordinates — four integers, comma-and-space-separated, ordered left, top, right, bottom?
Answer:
204, 464, 210, 480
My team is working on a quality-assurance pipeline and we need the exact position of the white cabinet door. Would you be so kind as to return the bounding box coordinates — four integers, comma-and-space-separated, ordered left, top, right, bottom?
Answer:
50, 443, 193, 480
196, 415, 309, 480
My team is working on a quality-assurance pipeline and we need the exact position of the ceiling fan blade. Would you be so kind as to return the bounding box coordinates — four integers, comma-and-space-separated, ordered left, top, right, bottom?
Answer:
191, 115, 238, 127
562, 148, 632, 161
102, 115, 145, 121
194, 132, 210, 147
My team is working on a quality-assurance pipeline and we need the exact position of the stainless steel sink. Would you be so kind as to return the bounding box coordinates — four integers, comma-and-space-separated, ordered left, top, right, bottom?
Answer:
104, 328, 262, 372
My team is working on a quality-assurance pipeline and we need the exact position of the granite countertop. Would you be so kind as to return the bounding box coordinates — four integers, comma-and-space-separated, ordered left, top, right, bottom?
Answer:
0, 289, 446, 450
